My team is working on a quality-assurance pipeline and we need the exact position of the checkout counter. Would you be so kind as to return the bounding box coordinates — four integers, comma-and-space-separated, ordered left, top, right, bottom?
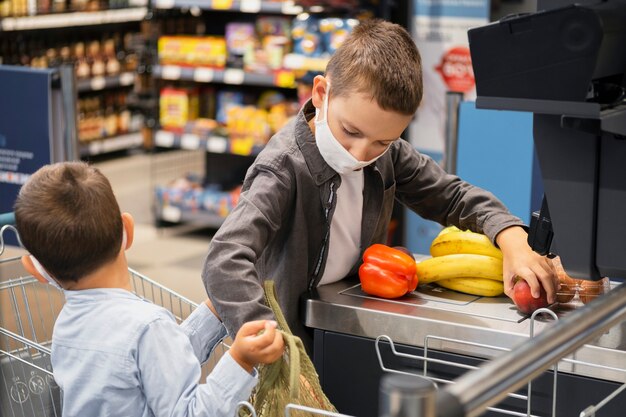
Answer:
303, 0, 626, 416
304, 279, 626, 416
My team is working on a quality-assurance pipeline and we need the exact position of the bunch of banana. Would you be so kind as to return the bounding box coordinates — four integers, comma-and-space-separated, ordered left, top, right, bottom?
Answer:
416, 227, 504, 297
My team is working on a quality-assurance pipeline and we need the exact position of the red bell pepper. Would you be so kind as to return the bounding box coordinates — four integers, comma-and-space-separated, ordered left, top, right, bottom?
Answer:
358, 244, 418, 299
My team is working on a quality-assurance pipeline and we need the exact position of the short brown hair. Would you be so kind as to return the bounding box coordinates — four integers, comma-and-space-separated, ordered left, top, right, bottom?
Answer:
14, 162, 123, 282
325, 19, 423, 115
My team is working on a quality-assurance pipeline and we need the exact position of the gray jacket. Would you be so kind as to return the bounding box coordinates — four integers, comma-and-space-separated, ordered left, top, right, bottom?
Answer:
201, 100, 523, 346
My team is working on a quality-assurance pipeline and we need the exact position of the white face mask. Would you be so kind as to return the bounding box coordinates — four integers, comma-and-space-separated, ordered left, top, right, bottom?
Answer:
29, 255, 64, 290
314, 84, 390, 175
29, 229, 127, 291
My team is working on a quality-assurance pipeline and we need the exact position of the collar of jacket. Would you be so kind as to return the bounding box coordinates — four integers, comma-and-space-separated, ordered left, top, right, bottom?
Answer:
295, 99, 385, 185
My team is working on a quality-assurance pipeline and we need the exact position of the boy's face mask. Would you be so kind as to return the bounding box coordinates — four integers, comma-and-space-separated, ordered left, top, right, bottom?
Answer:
29, 255, 64, 290
29, 229, 127, 290
314, 84, 389, 175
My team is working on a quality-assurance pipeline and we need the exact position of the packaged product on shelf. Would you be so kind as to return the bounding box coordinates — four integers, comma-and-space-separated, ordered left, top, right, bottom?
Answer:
262, 35, 290, 70
256, 16, 291, 38
160, 87, 200, 132
292, 14, 323, 57
156, 175, 204, 213
158, 36, 227, 68
319, 17, 359, 54
257, 90, 286, 110
226, 105, 271, 153
235, 16, 291, 74
216, 90, 245, 124
199, 87, 217, 120
225, 22, 256, 69
184, 118, 220, 137
201, 184, 242, 218
156, 175, 242, 219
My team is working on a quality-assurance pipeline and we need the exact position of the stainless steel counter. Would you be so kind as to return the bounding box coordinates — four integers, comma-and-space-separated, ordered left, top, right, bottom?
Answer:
303, 280, 626, 383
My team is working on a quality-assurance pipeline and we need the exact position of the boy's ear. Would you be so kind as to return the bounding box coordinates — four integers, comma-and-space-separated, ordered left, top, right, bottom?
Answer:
311, 75, 329, 110
21, 255, 48, 284
121, 213, 134, 251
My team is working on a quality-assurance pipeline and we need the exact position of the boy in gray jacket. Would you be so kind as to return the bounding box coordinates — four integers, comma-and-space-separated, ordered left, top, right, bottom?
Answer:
202, 20, 557, 348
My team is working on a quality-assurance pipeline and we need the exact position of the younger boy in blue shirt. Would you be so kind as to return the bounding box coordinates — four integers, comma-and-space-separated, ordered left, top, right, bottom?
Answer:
15, 161, 284, 417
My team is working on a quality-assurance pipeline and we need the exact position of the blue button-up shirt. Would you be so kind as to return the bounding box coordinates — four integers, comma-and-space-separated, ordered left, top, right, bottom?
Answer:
51, 288, 257, 417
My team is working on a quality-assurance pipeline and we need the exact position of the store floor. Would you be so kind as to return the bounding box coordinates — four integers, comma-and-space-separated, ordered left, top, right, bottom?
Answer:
95, 150, 213, 305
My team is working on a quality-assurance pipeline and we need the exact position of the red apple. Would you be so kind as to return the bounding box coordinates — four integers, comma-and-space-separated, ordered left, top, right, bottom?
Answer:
512, 279, 549, 315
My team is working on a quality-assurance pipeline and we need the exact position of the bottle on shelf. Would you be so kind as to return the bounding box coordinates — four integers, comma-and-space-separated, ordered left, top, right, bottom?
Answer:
89, 41, 106, 77
51, 0, 65, 13
104, 93, 119, 138
75, 42, 91, 78
117, 92, 131, 134
104, 39, 121, 75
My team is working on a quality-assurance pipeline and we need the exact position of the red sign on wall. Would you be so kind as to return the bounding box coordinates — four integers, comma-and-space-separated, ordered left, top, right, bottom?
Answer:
435, 46, 475, 93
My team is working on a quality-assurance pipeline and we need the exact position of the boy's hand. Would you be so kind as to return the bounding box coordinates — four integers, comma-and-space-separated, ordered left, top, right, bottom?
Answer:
229, 320, 284, 374
496, 226, 558, 304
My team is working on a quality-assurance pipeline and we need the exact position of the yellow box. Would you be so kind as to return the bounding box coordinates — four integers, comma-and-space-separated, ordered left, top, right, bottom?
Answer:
160, 87, 199, 131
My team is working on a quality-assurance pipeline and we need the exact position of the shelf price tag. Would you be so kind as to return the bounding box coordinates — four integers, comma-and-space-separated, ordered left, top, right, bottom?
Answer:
161, 65, 182, 80
282, 54, 304, 70
90, 77, 106, 91
88, 142, 103, 156
223, 69, 245, 85
281, 1, 303, 15
274, 70, 295, 88
240, 0, 261, 13
181, 134, 201, 150
212, 0, 233, 9
155, 130, 175, 147
161, 206, 182, 223
119, 72, 135, 85
193, 68, 215, 83
207, 136, 228, 153
154, 0, 175, 8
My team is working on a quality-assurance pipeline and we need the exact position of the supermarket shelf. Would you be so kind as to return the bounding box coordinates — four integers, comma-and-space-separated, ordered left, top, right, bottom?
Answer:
153, 65, 296, 88
79, 132, 143, 156
155, 204, 226, 228
77, 72, 136, 93
283, 53, 329, 73
153, 0, 303, 15
0, 6, 148, 31
154, 130, 263, 156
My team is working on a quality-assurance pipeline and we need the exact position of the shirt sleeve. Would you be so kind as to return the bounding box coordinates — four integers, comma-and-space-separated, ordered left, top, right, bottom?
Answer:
201, 167, 293, 338
137, 317, 257, 417
180, 302, 228, 364
392, 139, 525, 243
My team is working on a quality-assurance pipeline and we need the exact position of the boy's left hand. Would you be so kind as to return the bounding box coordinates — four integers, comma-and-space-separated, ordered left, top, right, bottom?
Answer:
496, 226, 558, 304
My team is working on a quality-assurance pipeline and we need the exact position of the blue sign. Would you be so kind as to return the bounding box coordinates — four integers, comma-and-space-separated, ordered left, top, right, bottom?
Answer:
0, 66, 56, 240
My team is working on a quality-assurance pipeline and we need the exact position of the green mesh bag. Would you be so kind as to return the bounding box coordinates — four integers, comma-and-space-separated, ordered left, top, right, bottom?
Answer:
242, 281, 337, 416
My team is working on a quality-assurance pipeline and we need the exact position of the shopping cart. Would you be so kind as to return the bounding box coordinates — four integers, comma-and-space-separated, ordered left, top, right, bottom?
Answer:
373, 307, 626, 417
0, 223, 228, 417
